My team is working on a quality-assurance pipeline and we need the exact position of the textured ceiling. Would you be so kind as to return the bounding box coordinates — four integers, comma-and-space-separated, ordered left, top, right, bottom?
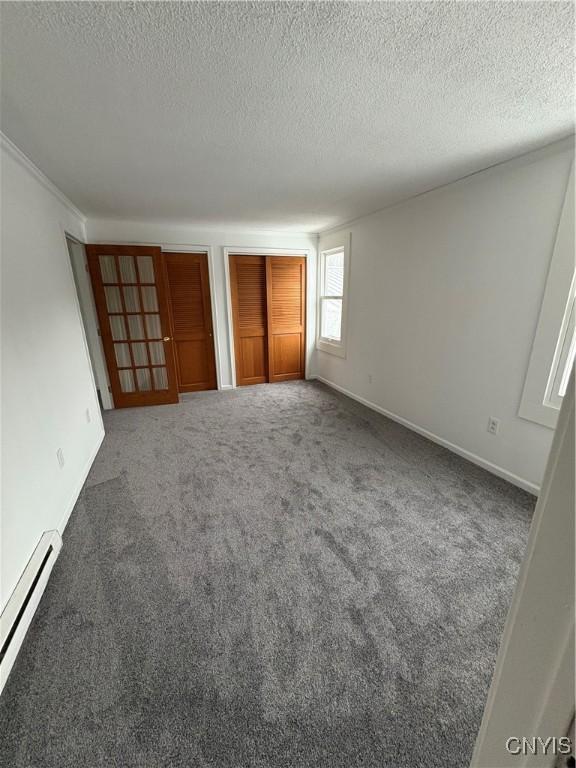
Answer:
1, 1, 574, 231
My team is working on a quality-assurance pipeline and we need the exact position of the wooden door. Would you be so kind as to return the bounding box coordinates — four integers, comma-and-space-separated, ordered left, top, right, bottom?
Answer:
229, 255, 268, 385
164, 252, 217, 393
266, 256, 306, 382
86, 244, 179, 408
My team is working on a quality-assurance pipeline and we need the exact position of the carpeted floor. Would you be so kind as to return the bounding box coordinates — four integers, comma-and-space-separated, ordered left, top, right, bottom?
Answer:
0, 381, 534, 768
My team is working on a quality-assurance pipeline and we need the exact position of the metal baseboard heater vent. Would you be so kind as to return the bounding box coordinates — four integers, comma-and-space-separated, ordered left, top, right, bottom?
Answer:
0, 530, 62, 695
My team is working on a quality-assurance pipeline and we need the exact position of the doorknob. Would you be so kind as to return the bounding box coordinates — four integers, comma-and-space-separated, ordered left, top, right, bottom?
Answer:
163, 336, 171, 342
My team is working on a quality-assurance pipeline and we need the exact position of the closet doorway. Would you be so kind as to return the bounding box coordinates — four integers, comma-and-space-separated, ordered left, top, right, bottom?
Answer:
229, 254, 306, 386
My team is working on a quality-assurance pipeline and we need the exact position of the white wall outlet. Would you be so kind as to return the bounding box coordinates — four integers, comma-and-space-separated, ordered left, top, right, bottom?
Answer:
85, 408, 91, 424
487, 417, 500, 435
56, 448, 65, 468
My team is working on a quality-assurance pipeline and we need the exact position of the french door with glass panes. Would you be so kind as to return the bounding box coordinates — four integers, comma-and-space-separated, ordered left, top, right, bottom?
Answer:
86, 244, 179, 408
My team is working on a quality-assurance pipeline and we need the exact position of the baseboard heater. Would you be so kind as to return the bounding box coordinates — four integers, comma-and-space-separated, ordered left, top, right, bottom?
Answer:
0, 530, 62, 695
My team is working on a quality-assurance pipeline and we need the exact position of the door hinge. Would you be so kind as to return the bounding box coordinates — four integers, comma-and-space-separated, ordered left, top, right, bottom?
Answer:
108, 386, 112, 393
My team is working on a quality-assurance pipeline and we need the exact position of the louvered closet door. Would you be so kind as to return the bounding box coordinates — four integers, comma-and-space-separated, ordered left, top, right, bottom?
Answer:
229, 255, 268, 385
86, 244, 179, 408
164, 253, 217, 392
266, 256, 306, 382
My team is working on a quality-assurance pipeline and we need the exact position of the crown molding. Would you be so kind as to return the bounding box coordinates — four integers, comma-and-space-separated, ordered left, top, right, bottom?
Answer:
1, 132, 87, 224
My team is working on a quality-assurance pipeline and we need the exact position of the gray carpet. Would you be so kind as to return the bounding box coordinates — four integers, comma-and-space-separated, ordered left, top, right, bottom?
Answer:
0, 381, 534, 768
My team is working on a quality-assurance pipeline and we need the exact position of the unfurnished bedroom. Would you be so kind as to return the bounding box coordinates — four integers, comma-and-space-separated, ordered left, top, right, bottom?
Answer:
0, 3, 574, 768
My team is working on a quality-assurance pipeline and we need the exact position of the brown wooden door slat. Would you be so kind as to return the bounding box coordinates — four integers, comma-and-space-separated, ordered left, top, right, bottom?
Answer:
164, 252, 217, 393
86, 244, 179, 408
229, 255, 268, 385
266, 256, 306, 383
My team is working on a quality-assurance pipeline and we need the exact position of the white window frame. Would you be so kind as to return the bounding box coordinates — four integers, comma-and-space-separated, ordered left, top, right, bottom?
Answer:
519, 163, 574, 429
316, 231, 351, 358
544, 274, 575, 409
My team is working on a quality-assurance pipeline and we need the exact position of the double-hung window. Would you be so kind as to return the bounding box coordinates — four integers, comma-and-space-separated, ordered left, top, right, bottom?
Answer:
519, 164, 575, 427
544, 274, 576, 408
317, 233, 350, 357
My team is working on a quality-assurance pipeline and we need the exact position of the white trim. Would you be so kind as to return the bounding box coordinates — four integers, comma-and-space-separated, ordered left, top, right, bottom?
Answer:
316, 337, 347, 358
63, 230, 113, 410
544, 273, 576, 407
518, 162, 574, 429
207, 247, 223, 390
223, 248, 237, 388
316, 232, 351, 358
0, 131, 87, 224
222, 246, 313, 388
311, 375, 539, 495
0, 530, 63, 694
56, 429, 105, 535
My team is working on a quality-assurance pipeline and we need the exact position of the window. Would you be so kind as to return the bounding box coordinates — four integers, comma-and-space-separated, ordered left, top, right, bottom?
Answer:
317, 232, 350, 357
519, 164, 574, 428
320, 249, 344, 340
544, 275, 576, 408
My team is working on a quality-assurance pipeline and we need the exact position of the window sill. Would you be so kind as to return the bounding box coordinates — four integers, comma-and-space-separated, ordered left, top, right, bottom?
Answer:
517, 400, 558, 430
316, 338, 346, 358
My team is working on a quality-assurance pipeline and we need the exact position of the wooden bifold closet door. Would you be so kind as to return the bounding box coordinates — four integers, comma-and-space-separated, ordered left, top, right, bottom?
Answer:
229, 255, 268, 385
229, 254, 306, 386
266, 256, 306, 383
164, 252, 217, 393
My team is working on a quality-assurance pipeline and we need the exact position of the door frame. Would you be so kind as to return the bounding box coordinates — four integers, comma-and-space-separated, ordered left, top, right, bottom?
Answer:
223, 246, 313, 388
62, 231, 114, 409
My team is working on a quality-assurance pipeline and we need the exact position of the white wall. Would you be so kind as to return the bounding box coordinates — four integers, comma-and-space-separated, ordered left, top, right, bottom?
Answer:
86, 219, 318, 390
471, 374, 574, 768
1, 138, 104, 611
313, 139, 574, 492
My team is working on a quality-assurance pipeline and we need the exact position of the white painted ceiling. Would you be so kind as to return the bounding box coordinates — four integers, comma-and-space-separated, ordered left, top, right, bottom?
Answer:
1, 1, 574, 232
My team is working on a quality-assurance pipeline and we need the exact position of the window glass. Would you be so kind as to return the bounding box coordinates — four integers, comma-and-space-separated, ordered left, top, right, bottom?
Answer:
325, 251, 344, 296
321, 298, 343, 341
545, 283, 576, 407
319, 248, 345, 343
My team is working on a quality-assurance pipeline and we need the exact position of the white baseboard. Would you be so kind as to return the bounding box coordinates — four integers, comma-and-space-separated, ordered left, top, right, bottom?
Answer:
57, 428, 105, 535
311, 375, 539, 496
0, 530, 62, 694
219, 384, 234, 390
0, 430, 104, 696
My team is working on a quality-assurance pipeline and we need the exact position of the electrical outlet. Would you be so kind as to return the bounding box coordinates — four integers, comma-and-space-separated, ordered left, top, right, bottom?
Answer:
487, 417, 500, 435
56, 448, 65, 468
368, 374, 373, 384
85, 408, 91, 424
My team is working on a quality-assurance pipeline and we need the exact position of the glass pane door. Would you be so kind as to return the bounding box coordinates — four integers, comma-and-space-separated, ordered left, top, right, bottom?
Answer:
86, 245, 179, 408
